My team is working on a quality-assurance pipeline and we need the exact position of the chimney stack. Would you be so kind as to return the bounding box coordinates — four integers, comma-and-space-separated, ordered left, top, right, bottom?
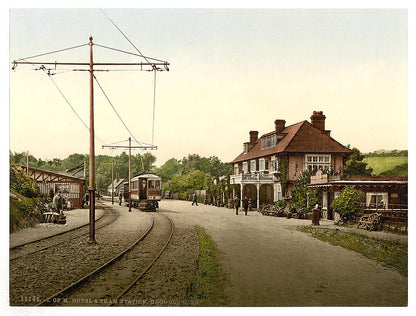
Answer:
249, 131, 258, 143
274, 119, 286, 133
310, 111, 326, 131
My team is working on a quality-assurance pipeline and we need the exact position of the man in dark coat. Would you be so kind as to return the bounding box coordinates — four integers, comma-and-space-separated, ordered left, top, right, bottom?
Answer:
234, 196, 240, 215
243, 196, 249, 216
192, 192, 198, 206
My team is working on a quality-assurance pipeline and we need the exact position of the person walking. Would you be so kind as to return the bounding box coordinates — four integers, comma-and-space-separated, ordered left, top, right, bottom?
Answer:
119, 191, 123, 206
192, 192, 199, 206
234, 196, 240, 215
243, 196, 249, 216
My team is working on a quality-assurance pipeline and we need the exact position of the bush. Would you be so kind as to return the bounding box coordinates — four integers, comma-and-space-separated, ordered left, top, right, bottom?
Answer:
10, 190, 43, 232
331, 186, 365, 223
9, 162, 41, 198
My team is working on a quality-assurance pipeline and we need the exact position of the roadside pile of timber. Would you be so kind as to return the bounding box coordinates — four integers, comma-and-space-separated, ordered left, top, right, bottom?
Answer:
260, 204, 312, 219
259, 205, 285, 217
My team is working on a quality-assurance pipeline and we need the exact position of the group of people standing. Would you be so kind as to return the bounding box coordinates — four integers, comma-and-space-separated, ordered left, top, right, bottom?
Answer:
233, 196, 249, 216
190, 192, 250, 216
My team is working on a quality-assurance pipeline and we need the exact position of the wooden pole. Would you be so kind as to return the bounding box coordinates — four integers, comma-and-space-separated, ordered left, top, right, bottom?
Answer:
88, 36, 96, 244
128, 137, 132, 212
112, 157, 114, 205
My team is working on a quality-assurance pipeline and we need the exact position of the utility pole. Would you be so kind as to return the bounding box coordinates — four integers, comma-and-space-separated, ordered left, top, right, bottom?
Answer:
13, 36, 169, 244
88, 36, 96, 244
128, 137, 132, 212
111, 157, 114, 205
102, 138, 156, 212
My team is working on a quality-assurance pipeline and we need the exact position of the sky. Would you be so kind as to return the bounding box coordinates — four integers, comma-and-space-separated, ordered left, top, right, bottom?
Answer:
8, 6, 409, 167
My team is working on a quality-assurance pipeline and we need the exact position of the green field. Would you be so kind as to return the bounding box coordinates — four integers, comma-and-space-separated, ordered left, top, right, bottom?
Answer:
363, 156, 408, 175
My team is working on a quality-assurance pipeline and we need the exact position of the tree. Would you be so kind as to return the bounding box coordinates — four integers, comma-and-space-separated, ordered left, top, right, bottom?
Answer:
344, 147, 373, 176
290, 171, 321, 210
155, 158, 181, 182
331, 186, 365, 223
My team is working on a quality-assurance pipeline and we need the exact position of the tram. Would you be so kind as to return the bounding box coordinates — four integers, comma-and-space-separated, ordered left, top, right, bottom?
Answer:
123, 173, 162, 211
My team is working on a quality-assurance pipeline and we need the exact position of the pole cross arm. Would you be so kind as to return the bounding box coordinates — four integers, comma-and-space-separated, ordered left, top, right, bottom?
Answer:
12, 60, 169, 69
102, 144, 157, 150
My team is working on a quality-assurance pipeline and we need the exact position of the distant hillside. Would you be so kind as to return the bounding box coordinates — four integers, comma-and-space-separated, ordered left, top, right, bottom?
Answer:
364, 149, 408, 157
363, 156, 408, 176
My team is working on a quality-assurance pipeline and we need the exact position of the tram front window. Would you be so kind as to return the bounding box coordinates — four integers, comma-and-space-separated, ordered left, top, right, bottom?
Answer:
149, 180, 161, 190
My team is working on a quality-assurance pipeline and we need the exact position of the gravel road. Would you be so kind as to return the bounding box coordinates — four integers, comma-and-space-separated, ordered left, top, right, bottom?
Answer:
159, 200, 407, 307
9, 199, 407, 307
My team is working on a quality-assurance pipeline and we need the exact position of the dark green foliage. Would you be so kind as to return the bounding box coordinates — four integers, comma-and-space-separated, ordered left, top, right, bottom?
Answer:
154, 158, 181, 183
9, 162, 41, 198
331, 186, 365, 223
10, 190, 44, 232
156, 154, 232, 200
278, 154, 288, 196
184, 227, 225, 306
344, 147, 373, 176
365, 149, 408, 157
379, 163, 408, 176
274, 200, 288, 208
290, 171, 321, 211
9, 163, 44, 232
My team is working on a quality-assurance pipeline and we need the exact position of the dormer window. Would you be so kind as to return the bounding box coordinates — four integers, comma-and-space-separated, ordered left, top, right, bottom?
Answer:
244, 143, 249, 154
262, 134, 277, 149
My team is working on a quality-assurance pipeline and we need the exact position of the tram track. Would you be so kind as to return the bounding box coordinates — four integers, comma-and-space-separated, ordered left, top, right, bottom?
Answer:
37, 213, 174, 306
10, 203, 120, 261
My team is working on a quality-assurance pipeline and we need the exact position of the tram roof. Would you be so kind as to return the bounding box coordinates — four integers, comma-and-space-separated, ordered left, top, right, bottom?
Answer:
131, 173, 161, 180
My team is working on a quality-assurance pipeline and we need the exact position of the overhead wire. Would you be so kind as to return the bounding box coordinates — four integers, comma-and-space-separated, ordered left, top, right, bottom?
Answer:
15, 43, 89, 62
100, 8, 160, 146
13, 55, 105, 145
99, 9, 152, 65
94, 43, 167, 63
93, 74, 142, 146
47, 74, 106, 145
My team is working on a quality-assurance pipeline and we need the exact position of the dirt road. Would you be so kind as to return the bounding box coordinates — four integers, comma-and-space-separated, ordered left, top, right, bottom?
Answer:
159, 200, 407, 306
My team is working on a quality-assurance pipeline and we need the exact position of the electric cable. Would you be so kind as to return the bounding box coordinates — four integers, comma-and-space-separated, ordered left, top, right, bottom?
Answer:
93, 74, 143, 146
47, 73, 105, 145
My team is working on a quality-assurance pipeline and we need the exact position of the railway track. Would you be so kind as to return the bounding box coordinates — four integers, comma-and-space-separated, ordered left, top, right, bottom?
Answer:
37, 213, 174, 306
10, 203, 120, 261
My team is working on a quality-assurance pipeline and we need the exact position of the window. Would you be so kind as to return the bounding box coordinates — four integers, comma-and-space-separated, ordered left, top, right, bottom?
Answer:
366, 192, 388, 209
270, 160, 279, 173
250, 160, 256, 173
234, 164, 239, 175
304, 154, 331, 172
261, 134, 277, 149
244, 143, 249, 154
259, 158, 265, 171
149, 180, 161, 190
242, 161, 248, 173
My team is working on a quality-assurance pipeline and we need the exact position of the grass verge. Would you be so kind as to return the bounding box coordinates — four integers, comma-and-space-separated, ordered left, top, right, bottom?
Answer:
298, 226, 408, 277
184, 226, 226, 306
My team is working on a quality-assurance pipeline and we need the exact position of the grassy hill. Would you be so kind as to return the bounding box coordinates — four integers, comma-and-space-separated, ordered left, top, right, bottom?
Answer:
363, 155, 408, 176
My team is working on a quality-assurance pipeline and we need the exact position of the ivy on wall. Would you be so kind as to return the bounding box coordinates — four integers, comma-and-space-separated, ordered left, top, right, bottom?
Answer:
278, 154, 288, 197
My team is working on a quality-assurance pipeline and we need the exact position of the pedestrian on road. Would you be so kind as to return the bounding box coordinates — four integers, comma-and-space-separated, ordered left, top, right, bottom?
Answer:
243, 196, 249, 216
192, 192, 199, 206
53, 191, 64, 215
234, 196, 240, 215
119, 192, 123, 206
